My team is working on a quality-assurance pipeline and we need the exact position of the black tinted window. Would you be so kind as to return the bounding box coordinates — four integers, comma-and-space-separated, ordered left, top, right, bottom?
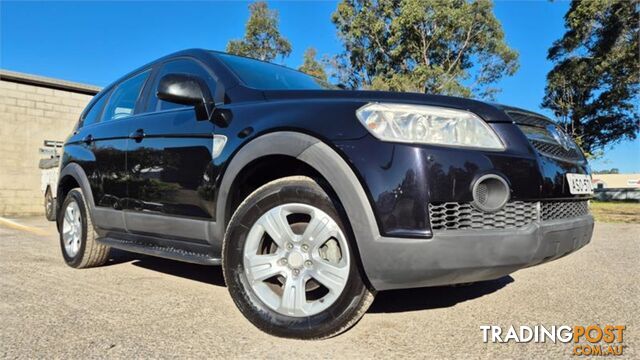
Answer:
102, 70, 150, 121
216, 53, 333, 90
81, 90, 110, 127
148, 58, 217, 112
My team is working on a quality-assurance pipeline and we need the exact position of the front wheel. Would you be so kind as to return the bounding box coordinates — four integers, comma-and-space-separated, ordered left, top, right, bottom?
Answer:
222, 176, 375, 339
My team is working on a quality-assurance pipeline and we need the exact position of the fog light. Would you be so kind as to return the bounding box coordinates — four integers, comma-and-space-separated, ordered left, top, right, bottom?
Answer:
472, 175, 510, 212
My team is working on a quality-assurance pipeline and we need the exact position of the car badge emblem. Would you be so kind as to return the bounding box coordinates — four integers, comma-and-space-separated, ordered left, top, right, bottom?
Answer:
546, 125, 573, 151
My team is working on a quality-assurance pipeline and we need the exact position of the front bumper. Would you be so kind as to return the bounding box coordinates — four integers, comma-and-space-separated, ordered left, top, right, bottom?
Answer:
335, 131, 591, 238
363, 215, 594, 290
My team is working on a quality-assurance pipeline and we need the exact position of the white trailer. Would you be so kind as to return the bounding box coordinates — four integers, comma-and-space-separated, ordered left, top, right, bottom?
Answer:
39, 140, 62, 221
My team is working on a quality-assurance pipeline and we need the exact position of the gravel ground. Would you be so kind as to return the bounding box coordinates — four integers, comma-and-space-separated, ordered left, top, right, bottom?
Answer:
0, 217, 638, 359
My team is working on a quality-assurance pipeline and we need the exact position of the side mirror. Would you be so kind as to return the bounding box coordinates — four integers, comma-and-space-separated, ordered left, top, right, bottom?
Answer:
157, 73, 213, 120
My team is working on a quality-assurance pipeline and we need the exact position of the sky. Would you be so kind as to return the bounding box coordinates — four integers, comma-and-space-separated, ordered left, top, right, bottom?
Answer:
1, 1, 638, 172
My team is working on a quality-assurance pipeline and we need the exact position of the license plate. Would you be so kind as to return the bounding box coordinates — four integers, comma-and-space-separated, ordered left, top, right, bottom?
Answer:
566, 173, 593, 195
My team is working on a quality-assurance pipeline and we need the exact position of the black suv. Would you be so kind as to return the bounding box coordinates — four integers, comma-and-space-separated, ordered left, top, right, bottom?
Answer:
57, 49, 594, 339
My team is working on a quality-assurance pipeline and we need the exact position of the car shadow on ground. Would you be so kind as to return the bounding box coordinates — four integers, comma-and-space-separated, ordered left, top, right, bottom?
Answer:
105, 249, 513, 312
369, 276, 514, 313
106, 249, 226, 286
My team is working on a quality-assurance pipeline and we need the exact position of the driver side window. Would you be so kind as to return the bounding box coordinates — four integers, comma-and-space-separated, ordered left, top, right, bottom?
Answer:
147, 58, 217, 113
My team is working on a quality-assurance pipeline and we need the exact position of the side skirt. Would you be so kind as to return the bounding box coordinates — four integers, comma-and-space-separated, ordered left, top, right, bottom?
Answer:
97, 232, 221, 266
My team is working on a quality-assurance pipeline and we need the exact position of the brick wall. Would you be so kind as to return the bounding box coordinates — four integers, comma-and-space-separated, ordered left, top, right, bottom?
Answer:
0, 77, 96, 216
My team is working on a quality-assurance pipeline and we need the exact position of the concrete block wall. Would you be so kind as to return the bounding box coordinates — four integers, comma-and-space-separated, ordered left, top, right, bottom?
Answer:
0, 77, 96, 216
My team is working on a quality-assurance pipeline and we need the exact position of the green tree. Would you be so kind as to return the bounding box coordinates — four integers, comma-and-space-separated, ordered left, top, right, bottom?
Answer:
542, 0, 639, 154
298, 48, 328, 81
226, 1, 292, 61
331, 0, 519, 99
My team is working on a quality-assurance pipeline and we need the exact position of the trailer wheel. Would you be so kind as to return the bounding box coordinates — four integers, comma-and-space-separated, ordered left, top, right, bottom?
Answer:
44, 187, 56, 221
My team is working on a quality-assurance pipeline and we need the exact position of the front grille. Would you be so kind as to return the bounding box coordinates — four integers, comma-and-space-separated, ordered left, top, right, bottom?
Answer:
541, 200, 590, 221
429, 200, 589, 231
506, 111, 552, 127
506, 111, 584, 163
530, 140, 582, 161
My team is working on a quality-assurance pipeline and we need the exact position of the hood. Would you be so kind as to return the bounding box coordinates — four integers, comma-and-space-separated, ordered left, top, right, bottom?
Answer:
261, 89, 514, 123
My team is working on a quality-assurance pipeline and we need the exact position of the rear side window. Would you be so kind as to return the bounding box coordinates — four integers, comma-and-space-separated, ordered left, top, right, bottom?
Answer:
81, 91, 110, 127
102, 70, 151, 121
146, 58, 217, 112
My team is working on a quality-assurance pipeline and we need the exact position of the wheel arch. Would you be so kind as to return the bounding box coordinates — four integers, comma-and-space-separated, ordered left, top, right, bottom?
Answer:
216, 131, 382, 288
57, 163, 95, 220
223, 154, 326, 227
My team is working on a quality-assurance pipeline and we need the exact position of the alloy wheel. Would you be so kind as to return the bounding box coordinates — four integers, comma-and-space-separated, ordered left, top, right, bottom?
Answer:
243, 203, 350, 317
62, 200, 82, 258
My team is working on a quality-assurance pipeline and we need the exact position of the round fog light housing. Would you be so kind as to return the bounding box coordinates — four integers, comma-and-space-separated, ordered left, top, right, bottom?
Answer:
471, 175, 510, 212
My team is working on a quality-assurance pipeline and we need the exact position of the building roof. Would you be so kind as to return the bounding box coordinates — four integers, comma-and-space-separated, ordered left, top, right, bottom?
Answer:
0, 69, 101, 96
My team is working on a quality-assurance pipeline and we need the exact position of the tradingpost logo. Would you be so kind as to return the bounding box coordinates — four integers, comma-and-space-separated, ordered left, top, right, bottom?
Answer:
481, 325, 626, 356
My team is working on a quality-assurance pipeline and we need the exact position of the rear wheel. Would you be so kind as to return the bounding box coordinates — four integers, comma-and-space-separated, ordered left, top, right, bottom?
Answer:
223, 176, 375, 339
59, 188, 110, 268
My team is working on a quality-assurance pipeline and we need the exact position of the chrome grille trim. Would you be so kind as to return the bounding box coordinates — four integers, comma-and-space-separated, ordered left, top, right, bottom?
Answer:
429, 200, 589, 231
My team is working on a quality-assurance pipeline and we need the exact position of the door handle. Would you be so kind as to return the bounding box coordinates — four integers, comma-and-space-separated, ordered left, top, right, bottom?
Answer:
83, 134, 94, 145
129, 129, 145, 142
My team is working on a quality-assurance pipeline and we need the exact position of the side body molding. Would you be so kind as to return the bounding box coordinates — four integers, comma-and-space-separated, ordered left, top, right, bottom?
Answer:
62, 133, 390, 289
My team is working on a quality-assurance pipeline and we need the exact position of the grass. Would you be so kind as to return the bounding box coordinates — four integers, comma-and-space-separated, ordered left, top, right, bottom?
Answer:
590, 201, 640, 224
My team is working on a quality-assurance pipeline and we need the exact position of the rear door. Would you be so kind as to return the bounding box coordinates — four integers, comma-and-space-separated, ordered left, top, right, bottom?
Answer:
70, 69, 151, 231
94, 70, 151, 209
123, 57, 218, 242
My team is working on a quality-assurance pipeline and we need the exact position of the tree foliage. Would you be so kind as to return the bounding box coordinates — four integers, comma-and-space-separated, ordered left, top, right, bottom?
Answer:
331, 0, 519, 99
298, 48, 328, 81
542, 0, 639, 154
226, 1, 292, 61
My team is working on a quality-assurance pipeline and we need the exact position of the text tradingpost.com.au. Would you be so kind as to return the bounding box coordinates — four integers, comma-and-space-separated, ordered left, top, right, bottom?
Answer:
481, 325, 626, 356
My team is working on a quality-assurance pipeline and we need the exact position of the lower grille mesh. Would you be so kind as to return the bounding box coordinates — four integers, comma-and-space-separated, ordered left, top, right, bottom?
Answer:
429, 201, 537, 230
429, 200, 589, 231
541, 200, 590, 221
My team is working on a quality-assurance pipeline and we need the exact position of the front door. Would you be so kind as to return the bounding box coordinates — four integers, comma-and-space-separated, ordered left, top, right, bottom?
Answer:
124, 58, 218, 242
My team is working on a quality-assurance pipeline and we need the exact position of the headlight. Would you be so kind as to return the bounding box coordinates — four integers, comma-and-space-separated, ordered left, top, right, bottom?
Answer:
356, 103, 505, 150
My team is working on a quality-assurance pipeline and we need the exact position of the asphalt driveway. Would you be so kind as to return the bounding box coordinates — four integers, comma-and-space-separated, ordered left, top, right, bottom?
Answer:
0, 217, 638, 358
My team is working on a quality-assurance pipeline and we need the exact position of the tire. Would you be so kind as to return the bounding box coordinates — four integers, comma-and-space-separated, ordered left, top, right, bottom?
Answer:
44, 187, 56, 221
222, 176, 375, 339
58, 188, 110, 268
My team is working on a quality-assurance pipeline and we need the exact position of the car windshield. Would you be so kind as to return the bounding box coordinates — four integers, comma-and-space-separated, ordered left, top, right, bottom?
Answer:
215, 53, 335, 90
